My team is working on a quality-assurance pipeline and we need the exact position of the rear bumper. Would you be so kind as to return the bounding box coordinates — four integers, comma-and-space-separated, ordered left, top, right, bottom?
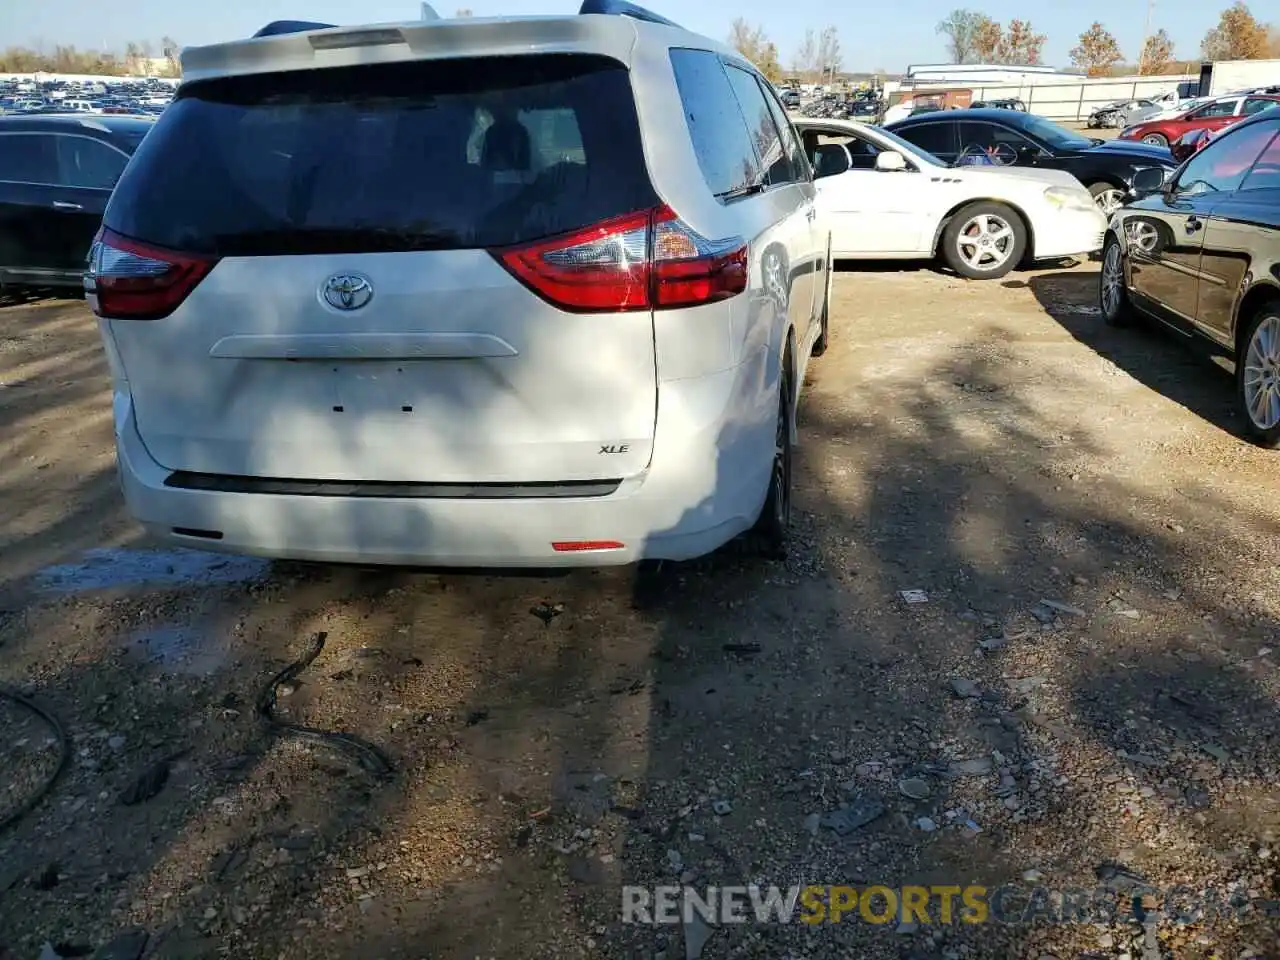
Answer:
113, 361, 774, 567
1033, 208, 1108, 260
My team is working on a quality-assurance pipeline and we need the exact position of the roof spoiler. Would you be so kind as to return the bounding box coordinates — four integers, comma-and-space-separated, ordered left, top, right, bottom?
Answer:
252, 20, 337, 38
577, 0, 681, 28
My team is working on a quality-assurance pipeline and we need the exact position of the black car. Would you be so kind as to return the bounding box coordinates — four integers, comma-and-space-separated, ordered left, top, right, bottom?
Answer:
886, 108, 1177, 217
0, 114, 153, 291
1099, 110, 1280, 447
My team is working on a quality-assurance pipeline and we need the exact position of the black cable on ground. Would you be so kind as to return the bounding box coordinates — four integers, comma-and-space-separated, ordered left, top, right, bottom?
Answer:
0, 687, 70, 833
257, 631, 396, 780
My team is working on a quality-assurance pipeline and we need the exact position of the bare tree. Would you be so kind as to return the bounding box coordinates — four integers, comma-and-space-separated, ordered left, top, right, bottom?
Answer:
936, 9, 983, 64
815, 25, 842, 83
455, 8, 474, 15
791, 28, 817, 80
160, 35, 181, 77
124, 41, 142, 76
728, 18, 782, 83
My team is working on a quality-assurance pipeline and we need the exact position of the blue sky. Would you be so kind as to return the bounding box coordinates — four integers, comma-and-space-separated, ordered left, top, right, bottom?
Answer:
0, 0, 1242, 71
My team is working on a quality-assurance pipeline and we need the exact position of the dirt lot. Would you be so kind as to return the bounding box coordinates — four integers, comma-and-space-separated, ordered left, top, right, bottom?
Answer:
2, 261, 1280, 960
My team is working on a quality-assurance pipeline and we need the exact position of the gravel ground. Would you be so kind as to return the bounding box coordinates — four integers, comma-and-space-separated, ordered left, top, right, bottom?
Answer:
1, 261, 1279, 960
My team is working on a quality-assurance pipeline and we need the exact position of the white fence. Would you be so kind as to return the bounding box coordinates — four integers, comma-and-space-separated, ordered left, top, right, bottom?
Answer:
899, 73, 1198, 122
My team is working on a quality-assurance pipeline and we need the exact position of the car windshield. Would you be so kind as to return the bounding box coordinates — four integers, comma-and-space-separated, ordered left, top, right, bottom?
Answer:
1014, 114, 1094, 150
870, 126, 946, 167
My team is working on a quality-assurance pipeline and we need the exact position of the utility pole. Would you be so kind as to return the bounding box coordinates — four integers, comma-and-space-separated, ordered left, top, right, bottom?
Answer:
1137, 0, 1155, 74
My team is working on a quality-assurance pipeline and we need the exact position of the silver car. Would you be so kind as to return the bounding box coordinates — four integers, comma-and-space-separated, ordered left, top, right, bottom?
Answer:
87, 0, 832, 567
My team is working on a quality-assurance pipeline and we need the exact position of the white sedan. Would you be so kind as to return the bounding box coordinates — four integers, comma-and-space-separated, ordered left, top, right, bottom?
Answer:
795, 118, 1108, 279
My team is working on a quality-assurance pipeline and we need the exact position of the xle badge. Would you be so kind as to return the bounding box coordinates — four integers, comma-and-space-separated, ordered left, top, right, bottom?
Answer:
599, 444, 630, 454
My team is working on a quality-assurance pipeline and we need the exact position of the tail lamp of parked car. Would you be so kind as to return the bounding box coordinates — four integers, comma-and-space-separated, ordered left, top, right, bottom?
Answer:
494, 205, 748, 313
85, 229, 216, 321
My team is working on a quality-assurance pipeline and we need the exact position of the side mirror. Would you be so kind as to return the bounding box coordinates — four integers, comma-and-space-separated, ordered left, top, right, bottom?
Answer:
875, 150, 907, 172
1131, 166, 1168, 196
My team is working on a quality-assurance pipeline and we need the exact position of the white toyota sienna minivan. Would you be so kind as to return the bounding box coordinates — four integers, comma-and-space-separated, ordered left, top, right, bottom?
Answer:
88, 0, 832, 568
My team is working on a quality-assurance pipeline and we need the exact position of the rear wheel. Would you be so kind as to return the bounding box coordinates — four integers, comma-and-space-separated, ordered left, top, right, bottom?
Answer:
750, 363, 792, 559
1142, 132, 1168, 147
1099, 232, 1135, 328
1237, 301, 1280, 449
940, 201, 1027, 280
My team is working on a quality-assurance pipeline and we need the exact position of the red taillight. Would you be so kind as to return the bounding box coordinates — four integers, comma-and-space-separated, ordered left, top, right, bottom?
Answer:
493, 205, 747, 313
84, 228, 217, 320
551, 540, 626, 552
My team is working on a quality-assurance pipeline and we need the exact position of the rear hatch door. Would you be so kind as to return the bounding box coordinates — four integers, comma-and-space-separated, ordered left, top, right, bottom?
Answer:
102, 52, 660, 485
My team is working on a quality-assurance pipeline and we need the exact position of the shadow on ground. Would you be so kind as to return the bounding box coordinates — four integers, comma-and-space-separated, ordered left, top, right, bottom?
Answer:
1022, 269, 1245, 442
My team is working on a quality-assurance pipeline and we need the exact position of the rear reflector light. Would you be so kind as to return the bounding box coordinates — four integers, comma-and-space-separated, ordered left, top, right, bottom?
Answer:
551, 540, 626, 552
84, 228, 217, 320
494, 205, 747, 312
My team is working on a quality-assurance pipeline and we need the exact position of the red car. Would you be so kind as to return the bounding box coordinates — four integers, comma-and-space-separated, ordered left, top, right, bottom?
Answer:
1119, 93, 1280, 147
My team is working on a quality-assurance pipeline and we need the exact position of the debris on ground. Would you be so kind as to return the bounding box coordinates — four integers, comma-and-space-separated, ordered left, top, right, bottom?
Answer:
821, 798, 886, 836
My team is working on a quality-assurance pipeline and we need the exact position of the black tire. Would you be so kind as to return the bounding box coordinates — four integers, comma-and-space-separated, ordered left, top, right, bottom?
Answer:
750, 363, 792, 559
940, 201, 1027, 280
1235, 300, 1280, 449
1099, 232, 1136, 328
1142, 132, 1168, 147
810, 243, 831, 358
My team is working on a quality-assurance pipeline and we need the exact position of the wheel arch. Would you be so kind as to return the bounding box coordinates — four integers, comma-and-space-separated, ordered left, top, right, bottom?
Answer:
932, 196, 1036, 260
781, 325, 797, 448
1086, 174, 1129, 193
1234, 281, 1280, 357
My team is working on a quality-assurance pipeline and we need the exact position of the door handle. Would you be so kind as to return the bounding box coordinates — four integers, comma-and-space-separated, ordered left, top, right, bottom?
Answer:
52, 201, 83, 211
1185, 215, 1203, 233
806, 207, 817, 221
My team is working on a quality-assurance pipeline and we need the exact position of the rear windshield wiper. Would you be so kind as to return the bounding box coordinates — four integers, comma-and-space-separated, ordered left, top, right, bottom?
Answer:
715, 180, 768, 201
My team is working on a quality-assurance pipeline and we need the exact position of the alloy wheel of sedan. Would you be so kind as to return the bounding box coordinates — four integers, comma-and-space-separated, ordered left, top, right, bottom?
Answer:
1242, 313, 1280, 431
956, 213, 1014, 272
1093, 187, 1126, 217
1100, 242, 1125, 319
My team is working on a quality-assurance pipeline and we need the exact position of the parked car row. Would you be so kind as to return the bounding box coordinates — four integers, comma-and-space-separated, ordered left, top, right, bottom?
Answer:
1118, 92, 1280, 147
884, 108, 1178, 217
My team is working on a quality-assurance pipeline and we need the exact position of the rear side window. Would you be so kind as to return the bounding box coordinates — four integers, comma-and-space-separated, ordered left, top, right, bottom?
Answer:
760, 84, 810, 181
669, 49, 762, 198
723, 64, 795, 186
1243, 97, 1279, 117
0, 133, 57, 184
1235, 123, 1280, 194
895, 122, 956, 157
1175, 120, 1280, 197
105, 55, 656, 255
55, 136, 128, 189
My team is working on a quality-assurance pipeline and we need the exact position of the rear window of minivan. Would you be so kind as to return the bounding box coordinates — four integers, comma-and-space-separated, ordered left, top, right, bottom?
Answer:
105, 54, 657, 256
